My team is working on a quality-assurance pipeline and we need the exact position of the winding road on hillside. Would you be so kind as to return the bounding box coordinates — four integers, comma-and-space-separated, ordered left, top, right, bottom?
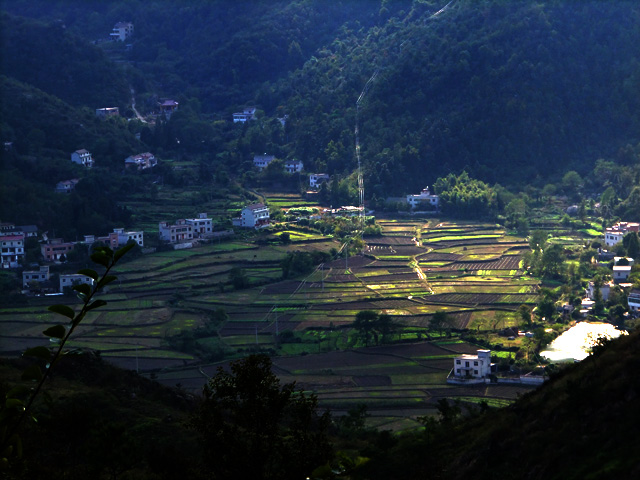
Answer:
130, 87, 147, 123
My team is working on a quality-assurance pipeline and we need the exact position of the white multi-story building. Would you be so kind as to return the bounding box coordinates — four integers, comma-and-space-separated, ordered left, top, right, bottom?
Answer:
628, 289, 640, 312
236, 204, 270, 228
111, 228, 144, 247
613, 265, 631, 282
55, 179, 80, 194
125, 152, 156, 170
186, 213, 213, 237
233, 107, 256, 123
59, 274, 94, 293
452, 350, 492, 379
586, 281, 613, 302
284, 159, 303, 173
110, 22, 134, 41
159, 220, 193, 243
1, 234, 25, 268
253, 154, 275, 170
22, 266, 50, 289
604, 222, 640, 247
407, 187, 439, 210
310, 173, 330, 189
71, 149, 93, 168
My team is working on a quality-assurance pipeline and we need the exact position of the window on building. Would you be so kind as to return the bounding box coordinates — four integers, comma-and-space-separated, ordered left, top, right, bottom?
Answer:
474, 361, 478, 366
456, 360, 460, 364
474, 369, 478, 375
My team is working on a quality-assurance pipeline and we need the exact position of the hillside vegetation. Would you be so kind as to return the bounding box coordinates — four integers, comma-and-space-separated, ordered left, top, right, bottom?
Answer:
2, 0, 639, 196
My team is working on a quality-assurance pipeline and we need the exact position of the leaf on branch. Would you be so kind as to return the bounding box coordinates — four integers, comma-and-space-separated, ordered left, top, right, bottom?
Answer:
114, 242, 135, 262
6, 385, 30, 400
71, 312, 85, 328
98, 275, 117, 288
86, 299, 107, 311
77, 269, 99, 281
72, 283, 91, 297
23, 346, 51, 362
5, 398, 25, 411
48, 305, 75, 320
43, 325, 66, 339
90, 250, 111, 268
21, 364, 43, 382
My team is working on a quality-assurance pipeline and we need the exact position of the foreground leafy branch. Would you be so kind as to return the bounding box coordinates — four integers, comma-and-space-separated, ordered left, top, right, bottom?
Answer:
0, 243, 133, 470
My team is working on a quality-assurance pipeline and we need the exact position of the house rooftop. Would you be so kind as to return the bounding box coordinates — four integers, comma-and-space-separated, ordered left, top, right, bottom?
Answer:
246, 203, 267, 211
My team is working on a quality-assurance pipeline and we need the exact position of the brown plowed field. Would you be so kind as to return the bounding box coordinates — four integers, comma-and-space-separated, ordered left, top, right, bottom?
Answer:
451, 255, 522, 270
366, 236, 416, 246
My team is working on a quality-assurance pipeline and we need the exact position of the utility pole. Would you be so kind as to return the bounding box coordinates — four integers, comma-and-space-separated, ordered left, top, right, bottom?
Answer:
345, 239, 349, 270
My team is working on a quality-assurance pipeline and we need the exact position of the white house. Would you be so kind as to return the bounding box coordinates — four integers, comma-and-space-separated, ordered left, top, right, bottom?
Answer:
71, 149, 93, 168
452, 350, 493, 379
628, 289, 640, 312
613, 265, 631, 282
159, 220, 193, 243
284, 159, 303, 173
55, 179, 80, 194
2, 224, 37, 238
125, 152, 156, 170
604, 222, 640, 247
586, 281, 613, 302
236, 204, 270, 229
310, 173, 330, 189
111, 228, 144, 247
614, 257, 635, 266
22, 266, 50, 289
233, 107, 257, 123
95, 107, 119, 119
59, 274, 94, 293
110, 22, 134, 41
253, 154, 275, 170
1, 234, 25, 268
407, 187, 439, 210
186, 213, 213, 237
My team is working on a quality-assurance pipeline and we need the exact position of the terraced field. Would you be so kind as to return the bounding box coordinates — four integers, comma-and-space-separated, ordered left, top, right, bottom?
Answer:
0, 210, 542, 425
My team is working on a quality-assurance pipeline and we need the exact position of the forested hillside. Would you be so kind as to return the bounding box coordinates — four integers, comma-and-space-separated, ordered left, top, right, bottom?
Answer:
1, 0, 640, 222
0, 13, 130, 108
273, 0, 640, 192
0, 76, 146, 238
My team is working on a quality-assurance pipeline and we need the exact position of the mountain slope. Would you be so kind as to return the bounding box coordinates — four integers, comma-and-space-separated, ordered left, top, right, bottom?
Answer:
0, 12, 130, 108
277, 0, 640, 193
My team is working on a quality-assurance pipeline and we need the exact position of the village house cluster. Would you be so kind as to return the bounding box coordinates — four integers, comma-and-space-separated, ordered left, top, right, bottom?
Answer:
604, 221, 639, 247
159, 213, 215, 244
252, 154, 304, 173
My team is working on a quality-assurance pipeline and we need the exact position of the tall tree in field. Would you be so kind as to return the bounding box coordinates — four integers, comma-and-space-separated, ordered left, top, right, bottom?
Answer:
190, 355, 331, 480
